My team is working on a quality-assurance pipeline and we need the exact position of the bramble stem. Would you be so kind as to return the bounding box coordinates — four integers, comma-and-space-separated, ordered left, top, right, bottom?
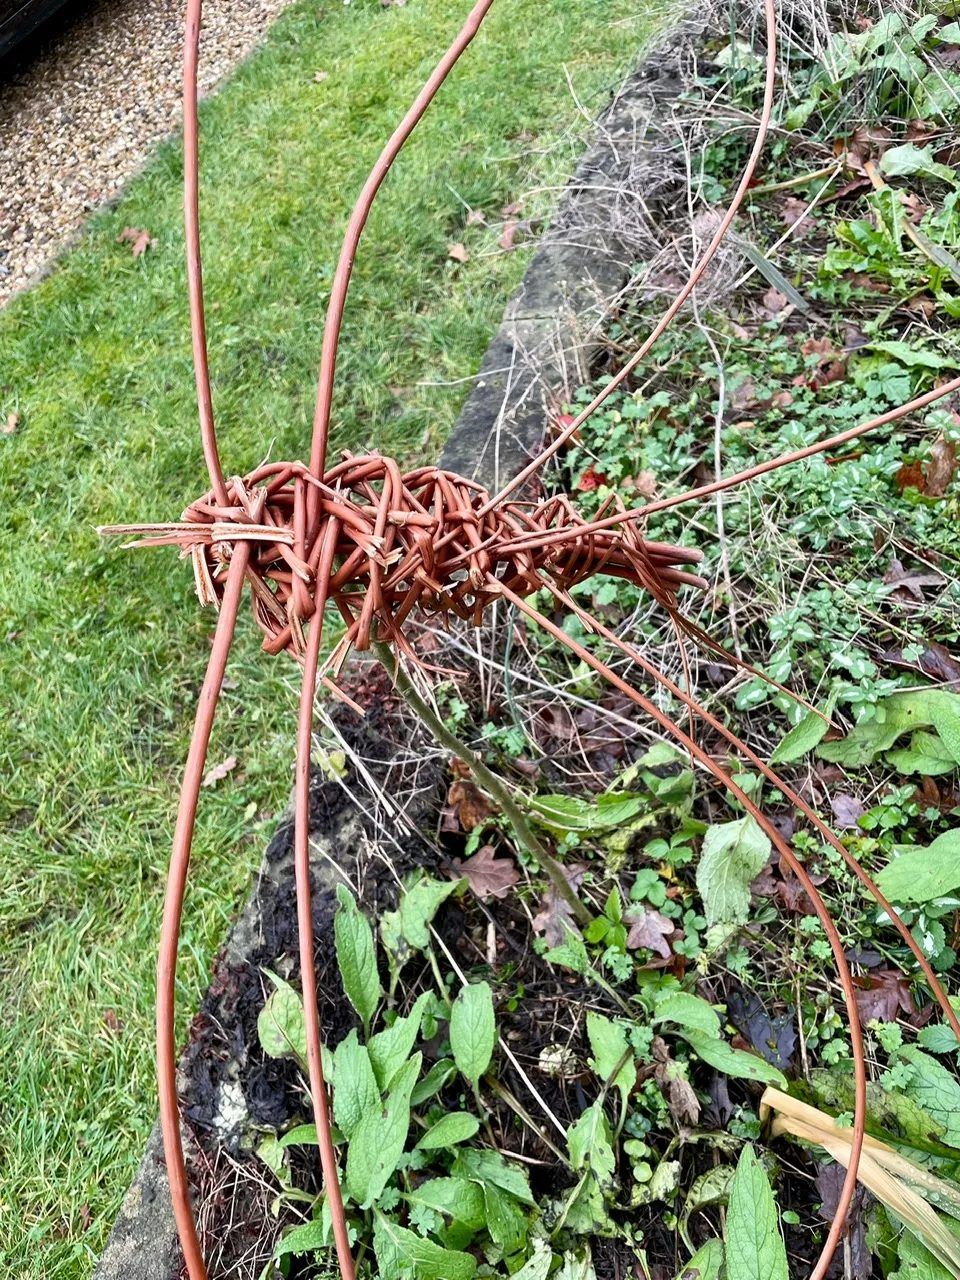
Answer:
372, 643, 591, 927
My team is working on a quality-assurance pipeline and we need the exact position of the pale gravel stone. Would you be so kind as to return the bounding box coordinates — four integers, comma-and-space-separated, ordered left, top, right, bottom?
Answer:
0, 0, 296, 305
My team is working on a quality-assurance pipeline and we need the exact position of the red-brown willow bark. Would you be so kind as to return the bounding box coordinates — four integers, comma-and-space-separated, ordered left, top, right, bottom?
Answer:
98, 1, 960, 1278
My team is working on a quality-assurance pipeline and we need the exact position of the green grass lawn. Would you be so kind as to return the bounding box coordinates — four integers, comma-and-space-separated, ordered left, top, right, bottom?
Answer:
0, 0, 659, 1273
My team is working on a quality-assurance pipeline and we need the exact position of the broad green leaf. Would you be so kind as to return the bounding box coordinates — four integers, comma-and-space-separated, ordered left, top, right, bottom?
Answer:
257, 971, 307, 1064
725, 1145, 788, 1280
334, 885, 381, 1033
511, 1245, 555, 1280
567, 1101, 616, 1181
404, 1177, 485, 1230
278, 1123, 318, 1148
400, 875, 460, 949
411, 1058, 456, 1106
450, 982, 495, 1088
273, 1216, 330, 1259
887, 731, 959, 776
346, 1052, 420, 1208
897, 1047, 960, 1147
818, 691, 955, 766
526, 791, 646, 835
482, 1181, 529, 1253
257, 1134, 288, 1185
556, 1251, 599, 1280
373, 1210, 477, 1280
653, 991, 722, 1038
876, 830, 960, 903
869, 339, 960, 370
681, 1032, 787, 1087
931, 699, 960, 764
696, 817, 771, 926
453, 1147, 536, 1205
770, 704, 831, 764
917, 1026, 960, 1055
676, 1239, 724, 1280
332, 1029, 380, 1140
879, 144, 958, 186
416, 1112, 480, 1150
586, 1012, 634, 1105
892, 1225, 955, 1280
368, 991, 431, 1090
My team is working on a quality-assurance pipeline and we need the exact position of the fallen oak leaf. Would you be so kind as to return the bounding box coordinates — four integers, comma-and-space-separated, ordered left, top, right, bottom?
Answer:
854, 968, 917, 1024
625, 906, 674, 958
117, 226, 154, 257
453, 845, 519, 901
441, 775, 494, 832
202, 755, 237, 788
446, 242, 470, 264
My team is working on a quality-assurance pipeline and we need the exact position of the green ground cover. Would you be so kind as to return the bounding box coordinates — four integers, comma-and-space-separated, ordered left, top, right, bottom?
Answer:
0, 1, 658, 1272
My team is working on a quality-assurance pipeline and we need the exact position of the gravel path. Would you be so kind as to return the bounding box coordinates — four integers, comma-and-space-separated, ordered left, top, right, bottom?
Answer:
0, 0, 295, 306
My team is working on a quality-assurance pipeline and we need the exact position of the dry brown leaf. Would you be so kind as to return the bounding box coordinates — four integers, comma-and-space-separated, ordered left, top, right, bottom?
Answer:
453, 845, 520, 901
532, 863, 587, 947
651, 1037, 700, 1124
466, 208, 485, 226
854, 968, 917, 1024
762, 287, 789, 317
499, 219, 518, 252
924, 437, 957, 497
625, 906, 673, 958
117, 226, 154, 258
441, 777, 494, 832
202, 755, 237, 788
447, 242, 470, 264
314, 70, 329, 82
2, 411, 19, 436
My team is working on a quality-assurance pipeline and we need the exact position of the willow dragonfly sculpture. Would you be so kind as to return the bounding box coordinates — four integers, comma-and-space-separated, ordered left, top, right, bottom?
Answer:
100, 2, 960, 1278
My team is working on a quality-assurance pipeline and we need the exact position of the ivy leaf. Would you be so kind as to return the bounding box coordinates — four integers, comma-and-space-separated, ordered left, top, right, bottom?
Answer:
876, 831, 960, 904
346, 1053, 420, 1208
416, 1112, 480, 1150
400, 874, 460, 949
368, 991, 431, 1090
373, 1209, 477, 1280
696, 817, 772, 926
332, 1029, 380, 1140
257, 971, 307, 1065
676, 1239, 724, 1280
334, 885, 381, 1034
450, 982, 495, 1088
681, 1032, 787, 1087
586, 1012, 634, 1106
725, 1145, 788, 1280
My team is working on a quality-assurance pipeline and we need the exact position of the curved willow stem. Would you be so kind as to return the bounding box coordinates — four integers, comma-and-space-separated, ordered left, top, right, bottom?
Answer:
308, 0, 497, 487
183, 0, 228, 506
497, 577, 866, 1280
157, 545, 249, 1280
478, 0, 778, 513
552, 581, 960, 1043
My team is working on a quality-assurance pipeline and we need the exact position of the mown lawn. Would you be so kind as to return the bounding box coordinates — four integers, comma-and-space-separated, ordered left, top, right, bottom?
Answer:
0, 0, 659, 1273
